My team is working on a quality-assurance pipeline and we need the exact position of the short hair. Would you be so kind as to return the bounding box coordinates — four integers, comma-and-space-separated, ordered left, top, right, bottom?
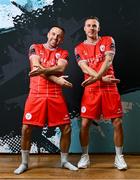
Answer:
50, 25, 65, 34
84, 16, 100, 25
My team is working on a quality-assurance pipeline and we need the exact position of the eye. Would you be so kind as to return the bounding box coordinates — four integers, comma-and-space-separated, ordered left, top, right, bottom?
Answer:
52, 32, 55, 36
92, 24, 97, 28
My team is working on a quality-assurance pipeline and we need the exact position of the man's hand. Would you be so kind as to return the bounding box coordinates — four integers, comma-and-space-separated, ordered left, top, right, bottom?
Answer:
56, 75, 73, 88
81, 76, 97, 87
29, 66, 45, 76
81, 74, 120, 87
102, 75, 120, 83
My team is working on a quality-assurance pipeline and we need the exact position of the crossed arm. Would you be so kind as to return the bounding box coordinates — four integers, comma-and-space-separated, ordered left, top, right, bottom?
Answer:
79, 53, 120, 87
29, 54, 72, 88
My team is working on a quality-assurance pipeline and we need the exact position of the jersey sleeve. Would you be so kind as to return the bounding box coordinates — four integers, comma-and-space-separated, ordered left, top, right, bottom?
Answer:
61, 50, 69, 60
58, 50, 69, 64
28, 44, 39, 59
75, 45, 87, 65
104, 37, 116, 56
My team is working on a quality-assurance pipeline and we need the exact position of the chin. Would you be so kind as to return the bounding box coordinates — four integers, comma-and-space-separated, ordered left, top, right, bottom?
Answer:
88, 35, 94, 38
51, 44, 57, 48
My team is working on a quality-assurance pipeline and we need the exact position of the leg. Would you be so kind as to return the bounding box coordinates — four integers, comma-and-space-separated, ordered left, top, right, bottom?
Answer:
112, 118, 127, 170
14, 124, 33, 174
59, 124, 78, 171
80, 117, 91, 148
112, 117, 123, 147
78, 118, 91, 168
59, 124, 71, 153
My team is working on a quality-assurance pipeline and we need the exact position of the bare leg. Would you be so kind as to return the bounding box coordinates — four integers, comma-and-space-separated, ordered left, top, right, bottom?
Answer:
78, 118, 91, 168
112, 118, 123, 147
59, 124, 71, 153
80, 118, 91, 148
59, 124, 78, 171
14, 124, 33, 174
112, 118, 127, 170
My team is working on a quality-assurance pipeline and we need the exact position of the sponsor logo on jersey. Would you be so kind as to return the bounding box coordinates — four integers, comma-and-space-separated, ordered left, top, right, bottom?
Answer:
50, 59, 56, 66
83, 50, 88, 56
81, 106, 86, 113
25, 113, 32, 120
39, 51, 44, 55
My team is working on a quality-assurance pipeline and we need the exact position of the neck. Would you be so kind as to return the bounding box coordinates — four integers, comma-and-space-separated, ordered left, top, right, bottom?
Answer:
44, 42, 57, 50
86, 35, 99, 44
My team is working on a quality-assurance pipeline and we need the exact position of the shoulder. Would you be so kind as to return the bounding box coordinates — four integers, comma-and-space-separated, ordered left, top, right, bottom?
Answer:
56, 48, 69, 60
29, 43, 43, 50
75, 42, 84, 49
57, 48, 68, 55
75, 42, 85, 52
101, 36, 115, 43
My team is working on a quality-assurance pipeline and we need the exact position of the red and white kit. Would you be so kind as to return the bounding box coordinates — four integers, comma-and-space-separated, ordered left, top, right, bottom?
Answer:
23, 44, 70, 127
75, 36, 123, 120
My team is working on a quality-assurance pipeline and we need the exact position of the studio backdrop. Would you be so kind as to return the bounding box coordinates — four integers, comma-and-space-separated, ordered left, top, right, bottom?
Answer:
0, 0, 140, 153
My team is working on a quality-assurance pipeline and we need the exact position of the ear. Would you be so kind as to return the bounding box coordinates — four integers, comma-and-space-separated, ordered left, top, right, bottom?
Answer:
98, 26, 100, 32
60, 34, 64, 44
84, 25, 86, 32
60, 37, 64, 44
47, 32, 50, 39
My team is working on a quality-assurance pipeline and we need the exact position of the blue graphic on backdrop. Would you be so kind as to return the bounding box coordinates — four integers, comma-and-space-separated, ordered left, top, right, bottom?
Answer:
0, 0, 55, 34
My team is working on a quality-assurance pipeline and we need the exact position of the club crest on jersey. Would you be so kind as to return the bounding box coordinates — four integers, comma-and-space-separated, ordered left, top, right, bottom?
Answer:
81, 106, 86, 113
100, 45, 105, 52
25, 113, 32, 120
55, 53, 61, 59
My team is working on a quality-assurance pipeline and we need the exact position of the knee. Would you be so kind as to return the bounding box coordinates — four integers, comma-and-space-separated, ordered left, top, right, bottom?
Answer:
61, 125, 71, 136
81, 120, 90, 130
112, 118, 122, 129
22, 125, 32, 137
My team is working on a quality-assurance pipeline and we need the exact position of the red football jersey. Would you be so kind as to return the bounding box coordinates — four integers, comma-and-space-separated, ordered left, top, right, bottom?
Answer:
75, 36, 117, 90
29, 44, 68, 96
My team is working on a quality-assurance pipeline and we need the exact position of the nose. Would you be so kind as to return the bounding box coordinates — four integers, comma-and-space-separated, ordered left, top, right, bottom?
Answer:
53, 35, 58, 40
92, 25, 97, 30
